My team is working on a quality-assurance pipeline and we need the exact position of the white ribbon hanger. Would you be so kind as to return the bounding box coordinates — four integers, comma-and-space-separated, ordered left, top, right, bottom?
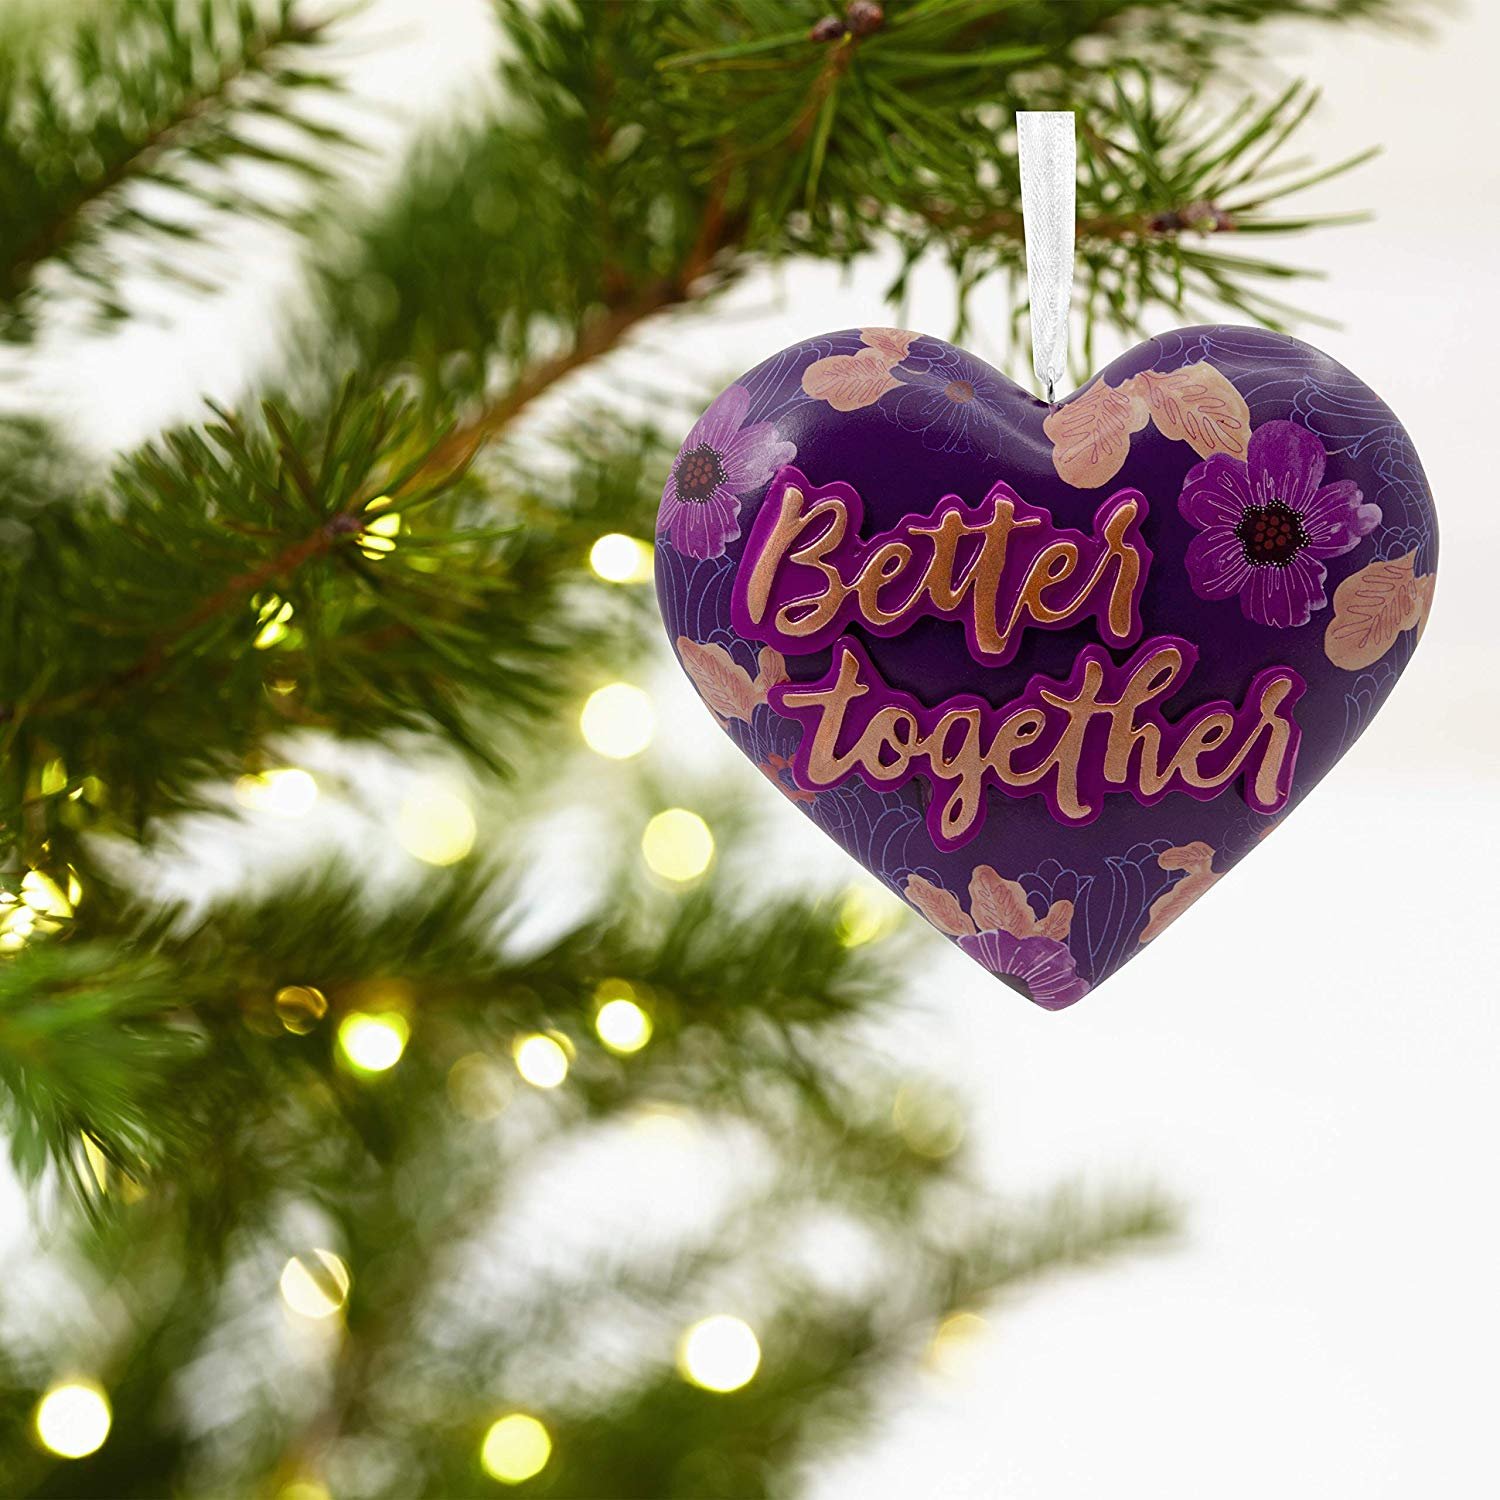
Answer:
1016, 111, 1076, 404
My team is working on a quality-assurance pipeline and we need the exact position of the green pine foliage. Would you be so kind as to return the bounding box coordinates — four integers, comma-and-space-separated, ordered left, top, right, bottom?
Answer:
0, 1, 1424, 1495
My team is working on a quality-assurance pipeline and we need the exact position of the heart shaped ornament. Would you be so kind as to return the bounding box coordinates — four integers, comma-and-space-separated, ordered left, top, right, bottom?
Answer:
654, 327, 1438, 1009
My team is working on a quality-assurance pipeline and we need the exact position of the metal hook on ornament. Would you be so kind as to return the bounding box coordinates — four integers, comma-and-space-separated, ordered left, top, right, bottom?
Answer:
1017, 111, 1076, 406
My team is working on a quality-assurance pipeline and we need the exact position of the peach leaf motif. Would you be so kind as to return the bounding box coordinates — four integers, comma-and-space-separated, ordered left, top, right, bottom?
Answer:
1324, 552, 1436, 671
1126, 362, 1250, 461
1043, 376, 1149, 489
1139, 842, 1220, 945
968, 865, 1037, 937
969, 865, 1073, 940
859, 327, 917, 363
903, 874, 976, 938
802, 346, 905, 412
676, 636, 761, 725
1035, 898, 1075, 942
753, 646, 788, 696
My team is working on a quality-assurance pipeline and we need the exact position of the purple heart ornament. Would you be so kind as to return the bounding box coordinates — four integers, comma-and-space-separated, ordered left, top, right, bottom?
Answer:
654, 327, 1438, 1009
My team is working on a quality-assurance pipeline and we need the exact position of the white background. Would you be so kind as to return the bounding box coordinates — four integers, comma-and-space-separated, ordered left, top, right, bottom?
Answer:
9, 3, 1499, 1497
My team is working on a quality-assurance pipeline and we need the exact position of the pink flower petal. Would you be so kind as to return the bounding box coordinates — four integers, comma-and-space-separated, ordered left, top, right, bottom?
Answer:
1184, 525, 1254, 601
1299, 479, 1381, 558
1179, 453, 1253, 531
1241, 552, 1327, 628
687, 384, 752, 453
1247, 420, 1326, 510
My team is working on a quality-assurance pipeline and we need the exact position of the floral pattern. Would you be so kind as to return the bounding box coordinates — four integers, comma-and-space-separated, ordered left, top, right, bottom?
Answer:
658, 385, 795, 559
1179, 420, 1381, 628
1139, 842, 1220, 944
903, 866, 1088, 1009
881, 338, 1012, 455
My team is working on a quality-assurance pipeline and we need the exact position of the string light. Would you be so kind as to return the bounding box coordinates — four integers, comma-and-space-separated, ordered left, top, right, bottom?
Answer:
397, 786, 476, 866
594, 980, 652, 1054
512, 1033, 568, 1089
641, 808, 714, 882
359, 495, 401, 560
579, 683, 654, 759
588, 532, 653, 584
277, 1481, 332, 1500
926, 1311, 989, 1378
275, 985, 328, 1034
279, 1250, 350, 1319
33, 1379, 111, 1458
254, 595, 294, 649
235, 768, 318, 818
835, 883, 901, 947
480, 1413, 552, 1484
447, 1053, 510, 1120
677, 1315, 761, 1393
338, 1012, 409, 1073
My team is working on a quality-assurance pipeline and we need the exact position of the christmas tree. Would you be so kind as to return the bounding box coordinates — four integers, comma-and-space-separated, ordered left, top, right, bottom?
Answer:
0, 2, 1422, 1495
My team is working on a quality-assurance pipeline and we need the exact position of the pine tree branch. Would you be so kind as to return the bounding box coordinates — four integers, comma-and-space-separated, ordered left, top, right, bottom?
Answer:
0, 0, 348, 337
2, 11, 325, 296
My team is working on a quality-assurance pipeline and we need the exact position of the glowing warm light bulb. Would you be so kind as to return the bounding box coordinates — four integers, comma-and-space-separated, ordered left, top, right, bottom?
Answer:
254, 595, 294, 649
641, 808, 713, 882
279, 1249, 351, 1319
588, 532, 652, 584
338, 1012, 409, 1073
595, 996, 652, 1054
396, 787, 476, 866
579, 682, 654, 759
33, 1379, 111, 1458
513, 1033, 569, 1089
277, 1480, 332, 1500
926, 1310, 989, 1378
236, 768, 318, 817
275, 985, 328, 1034
21, 870, 72, 919
678, 1315, 761, 1393
480, 1413, 552, 1484
359, 495, 402, 559
835, 883, 900, 947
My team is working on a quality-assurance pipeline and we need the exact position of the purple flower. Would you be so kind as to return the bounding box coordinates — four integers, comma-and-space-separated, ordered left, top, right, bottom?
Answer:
880, 338, 1010, 455
957, 929, 1090, 1011
658, 385, 795, 560
1179, 420, 1381, 628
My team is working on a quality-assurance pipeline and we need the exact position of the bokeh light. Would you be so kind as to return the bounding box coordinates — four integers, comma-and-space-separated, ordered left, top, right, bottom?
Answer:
338, 1012, 409, 1073
677, 1315, 761, 1392
892, 1082, 964, 1159
275, 985, 328, 1034
835, 883, 902, 947
397, 787, 476, 866
926, 1310, 989, 1378
579, 682, 654, 759
513, 1033, 569, 1089
279, 1249, 351, 1319
236, 768, 318, 817
641, 809, 714, 882
21, 870, 74, 920
588, 532, 652, 584
277, 1481, 332, 1500
448, 1053, 510, 1120
359, 494, 401, 559
33, 1380, 111, 1458
595, 995, 652, 1054
480, 1413, 552, 1484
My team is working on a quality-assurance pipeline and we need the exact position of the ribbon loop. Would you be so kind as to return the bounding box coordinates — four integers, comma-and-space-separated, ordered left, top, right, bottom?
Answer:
1017, 111, 1076, 403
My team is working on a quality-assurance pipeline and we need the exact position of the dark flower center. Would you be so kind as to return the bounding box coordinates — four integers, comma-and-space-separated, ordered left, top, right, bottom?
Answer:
674, 443, 726, 503
1236, 500, 1307, 568
944, 379, 975, 404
